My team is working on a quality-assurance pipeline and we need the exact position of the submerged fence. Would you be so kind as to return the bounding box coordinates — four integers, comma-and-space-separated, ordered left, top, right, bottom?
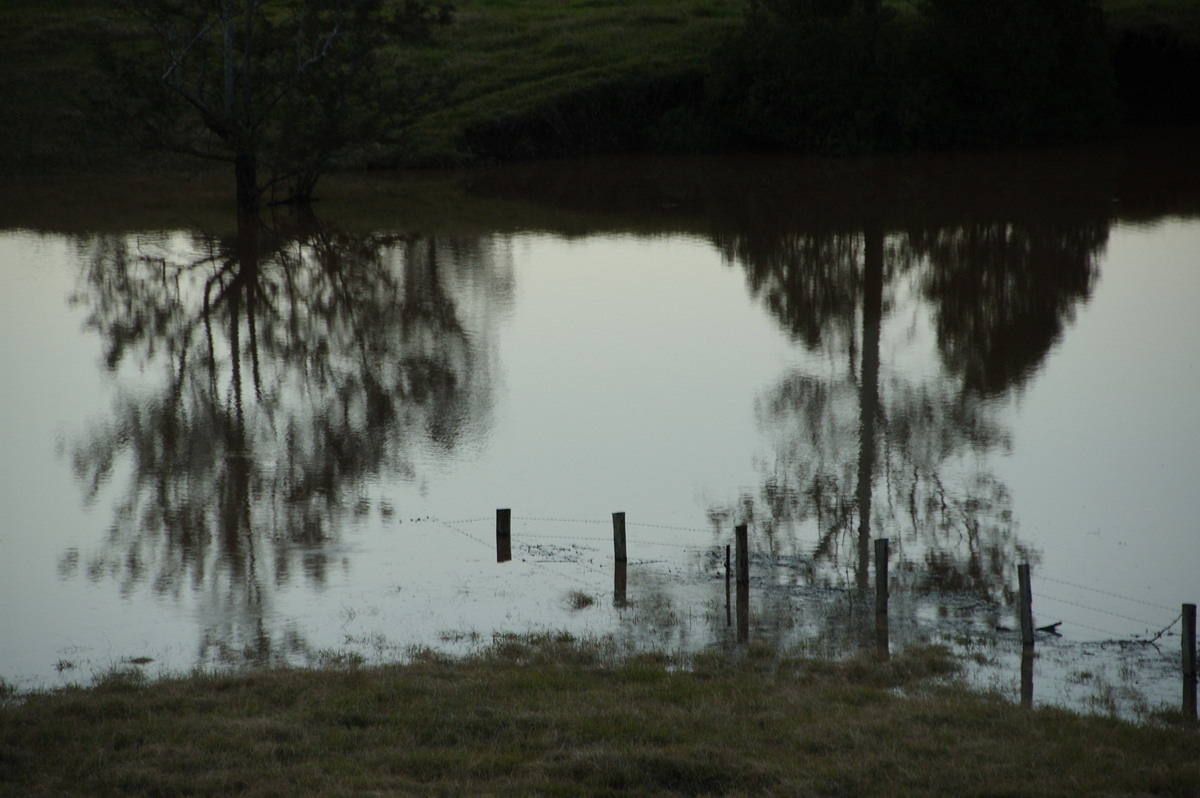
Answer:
433, 508, 1197, 720
1017, 566, 1196, 720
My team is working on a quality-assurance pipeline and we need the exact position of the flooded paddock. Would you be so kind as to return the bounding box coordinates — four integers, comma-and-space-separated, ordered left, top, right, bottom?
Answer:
2, 130, 1198, 720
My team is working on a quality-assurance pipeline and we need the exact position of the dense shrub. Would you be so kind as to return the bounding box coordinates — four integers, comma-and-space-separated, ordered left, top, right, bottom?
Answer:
1109, 23, 1200, 124
915, 0, 1118, 146
462, 72, 708, 159
707, 0, 1118, 152
708, 2, 917, 152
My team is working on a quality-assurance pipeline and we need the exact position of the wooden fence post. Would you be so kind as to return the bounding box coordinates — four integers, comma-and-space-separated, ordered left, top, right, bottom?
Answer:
735, 524, 749, 587
612, 512, 627, 563
725, 544, 732, 628
735, 525, 749, 643
1184, 603, 1197, 720
614, 560, 627, 608
1021, 645, 1035, 709
496, 508, 511, 563
1018, 563, 1034, 649
874, 538, 890, 655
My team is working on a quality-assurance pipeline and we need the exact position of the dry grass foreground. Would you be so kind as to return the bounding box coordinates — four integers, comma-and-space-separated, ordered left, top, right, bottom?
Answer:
1, 634, 1198, 797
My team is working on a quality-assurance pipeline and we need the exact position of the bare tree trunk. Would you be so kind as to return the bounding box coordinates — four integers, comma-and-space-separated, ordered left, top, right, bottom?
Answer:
236, 152, 259, 213
221, 0, 236, 121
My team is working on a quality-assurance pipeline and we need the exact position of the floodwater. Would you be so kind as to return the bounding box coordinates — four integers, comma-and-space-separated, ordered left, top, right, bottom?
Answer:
2, 130, 1199, 720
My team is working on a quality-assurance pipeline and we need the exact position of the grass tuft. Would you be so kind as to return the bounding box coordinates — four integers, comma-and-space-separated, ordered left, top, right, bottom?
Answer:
91, 666, 148, 693
567, 590, 596, 610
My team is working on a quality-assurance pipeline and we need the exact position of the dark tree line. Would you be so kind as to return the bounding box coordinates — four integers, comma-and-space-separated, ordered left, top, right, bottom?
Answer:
707, 0, 1116, 153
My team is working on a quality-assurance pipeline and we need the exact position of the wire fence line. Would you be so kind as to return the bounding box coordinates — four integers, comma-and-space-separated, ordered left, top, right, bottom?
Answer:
1033, 573, 1175, 613
436, 518, 614, 592
441, 515, 714, 535
435, 518, 495, 553
430, 513, 1191, 648
1035, 595, 1162, 629
1028, 572, 1188, 647
1024, 605, 1184, 647
437, 515, 725, 553
437, 514, 836, 557
1050, 618, 1124, 639
422, 513, 1197, 722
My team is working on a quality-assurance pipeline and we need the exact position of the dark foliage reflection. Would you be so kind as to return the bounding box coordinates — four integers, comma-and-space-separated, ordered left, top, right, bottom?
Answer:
710, 192, 1106, 648
50, 148, 1128, 662
62, 211, 507, 665
915, 219, 1103, 396
456, 151, 1121, 651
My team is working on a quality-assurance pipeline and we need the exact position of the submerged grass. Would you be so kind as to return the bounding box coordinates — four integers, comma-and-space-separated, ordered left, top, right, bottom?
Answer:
2, 634, 1197, 797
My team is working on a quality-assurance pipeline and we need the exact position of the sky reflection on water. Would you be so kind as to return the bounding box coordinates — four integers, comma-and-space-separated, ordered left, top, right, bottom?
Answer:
1, 139, 1198, 719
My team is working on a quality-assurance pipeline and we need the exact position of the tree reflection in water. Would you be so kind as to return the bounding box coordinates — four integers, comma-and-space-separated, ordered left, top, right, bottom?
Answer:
64, 210, 506, 666
442, 153, 1118, 654
55, 152, 1120, 662
705, 163, 1108, 649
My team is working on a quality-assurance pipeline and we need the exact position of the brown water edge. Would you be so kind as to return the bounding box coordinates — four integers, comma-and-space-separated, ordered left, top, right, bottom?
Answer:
0, 170, 234, 233
0, 166, 595, 241
4, 123, 1198, 237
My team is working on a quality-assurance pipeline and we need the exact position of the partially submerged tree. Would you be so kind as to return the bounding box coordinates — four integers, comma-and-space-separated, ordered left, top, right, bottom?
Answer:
94, 0, 450, 211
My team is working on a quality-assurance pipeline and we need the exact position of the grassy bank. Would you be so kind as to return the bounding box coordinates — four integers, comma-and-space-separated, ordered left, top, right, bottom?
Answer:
2, 0, 1199, 176
1, 635, 1197, 797
0, 0, 743, 174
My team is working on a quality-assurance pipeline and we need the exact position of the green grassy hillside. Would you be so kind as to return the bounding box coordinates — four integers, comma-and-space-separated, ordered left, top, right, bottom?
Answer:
1, 0, 1197, 175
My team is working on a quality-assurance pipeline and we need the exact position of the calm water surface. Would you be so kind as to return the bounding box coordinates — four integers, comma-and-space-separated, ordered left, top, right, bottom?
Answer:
2, 135, 1198, 717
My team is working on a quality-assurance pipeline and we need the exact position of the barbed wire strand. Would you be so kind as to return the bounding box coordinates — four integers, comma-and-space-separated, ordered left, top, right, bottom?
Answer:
519, 515, 715, 534
1035, 594, 1160, 628
1063, 619, 1124, 639
435, 518, 494, 553
1139, 612, 1183, 645
1032, 574, 1175, 613
513, 532, 608, 545
629, 521, 716, 534
436, 519, 731, 593
1026, 607, 1183, 647
437, 515, 728, 550
441, 515, 716, 534
513, 532, 718, 552
517, 516, 608, 525
441, 520, 613, 595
